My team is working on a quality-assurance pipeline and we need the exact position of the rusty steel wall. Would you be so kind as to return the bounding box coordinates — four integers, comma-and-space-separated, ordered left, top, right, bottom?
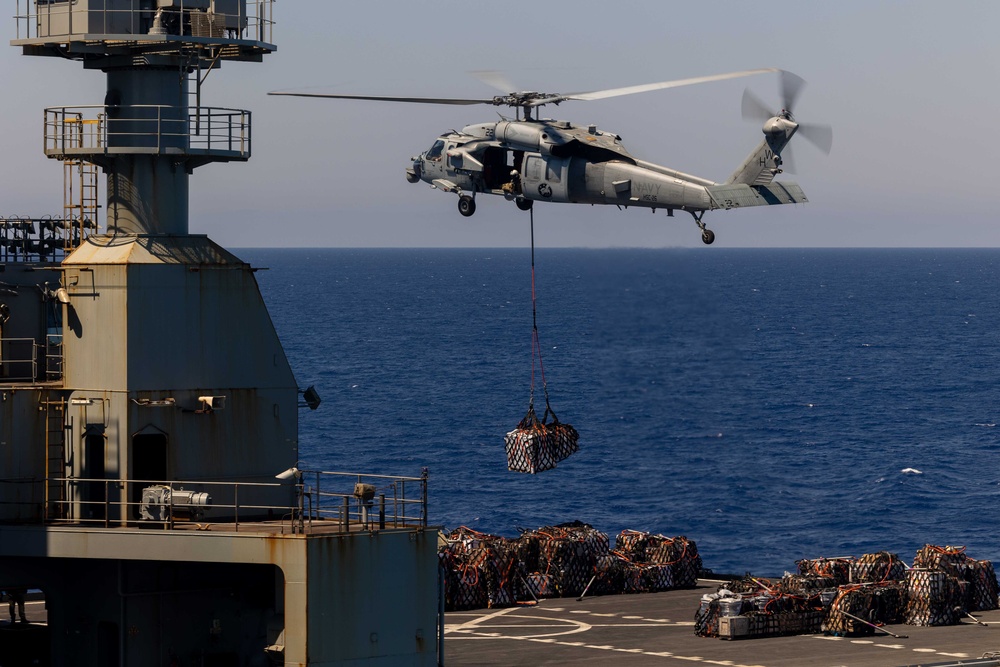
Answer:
60, 236, 299, 521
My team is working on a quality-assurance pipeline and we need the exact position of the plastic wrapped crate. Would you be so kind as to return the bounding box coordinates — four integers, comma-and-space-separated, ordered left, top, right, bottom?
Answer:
646, 535, 701, 588
797, 557, 854, 586
614, 530, 650, 560
538, 536, 596, 597
914, 544, 968, 578
505, 405, 556, 474
778, 574, 837, 595
441, 527, 521, 610
967, 560, 999, 612
695, 595, 722, 637
548, 419, 579, 463
443, 562, 489, 611
591, 554, 626, 596
520, 572, 560, 599
871, 582, 907, 625
851, 551, 905, 584
824, 587, 876, 636
905, 568, 965, 626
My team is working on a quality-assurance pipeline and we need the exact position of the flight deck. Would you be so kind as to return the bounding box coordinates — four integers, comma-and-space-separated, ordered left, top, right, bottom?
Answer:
446, 580, 1000, 667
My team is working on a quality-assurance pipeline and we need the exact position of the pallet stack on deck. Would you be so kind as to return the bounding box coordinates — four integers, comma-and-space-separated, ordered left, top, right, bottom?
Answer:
905, 544, 999, 625
438, 523, 701, 611
700, 545, 999, 640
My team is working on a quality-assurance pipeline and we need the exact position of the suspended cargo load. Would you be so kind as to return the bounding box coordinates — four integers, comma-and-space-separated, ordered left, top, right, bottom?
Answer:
505, 402, 579, 473
506, 215, 579, 473
505, 404, 557, 474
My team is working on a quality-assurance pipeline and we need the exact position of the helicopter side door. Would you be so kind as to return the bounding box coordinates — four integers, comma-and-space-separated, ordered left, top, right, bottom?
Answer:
521, 155, 569, 202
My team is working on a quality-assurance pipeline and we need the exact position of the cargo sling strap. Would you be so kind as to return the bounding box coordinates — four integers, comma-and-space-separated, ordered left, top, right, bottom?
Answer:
503, 208, 579, 473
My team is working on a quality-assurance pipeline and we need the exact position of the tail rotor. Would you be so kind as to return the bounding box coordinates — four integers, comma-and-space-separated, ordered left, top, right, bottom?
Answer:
742, 70, 832, 171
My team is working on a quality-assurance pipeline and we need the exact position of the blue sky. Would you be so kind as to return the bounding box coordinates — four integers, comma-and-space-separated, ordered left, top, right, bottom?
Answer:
1, 1, 998, 247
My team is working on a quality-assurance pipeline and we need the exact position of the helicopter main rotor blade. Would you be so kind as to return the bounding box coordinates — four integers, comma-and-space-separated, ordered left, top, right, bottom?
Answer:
470, 70, 519, 95
267, 91, 494, 106
564, 68, 779, 103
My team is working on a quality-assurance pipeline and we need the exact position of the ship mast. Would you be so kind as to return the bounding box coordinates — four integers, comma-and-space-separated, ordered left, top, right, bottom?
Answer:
16, 0, 274, 236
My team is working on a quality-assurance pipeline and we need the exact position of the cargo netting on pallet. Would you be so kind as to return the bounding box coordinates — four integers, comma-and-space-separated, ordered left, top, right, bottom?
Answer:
905, 568, 965, 626
698, 544, 998, 641
967, 559, 1000, 612
914, 544, 967, 577
440, 522, 701, 611
822, 581, 908, 636
504, 404, 556, 474
905, 544, 999, 623
696, 578, 828, 639
796, 557, 854, 586
505, 403, 579, 474
440, 527, 519, 610
850, 551, 905, 584
613, 530, 702, 589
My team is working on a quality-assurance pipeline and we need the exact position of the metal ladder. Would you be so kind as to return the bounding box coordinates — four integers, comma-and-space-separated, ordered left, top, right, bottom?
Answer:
43, 396, 67, 520
62, 126, 100, 251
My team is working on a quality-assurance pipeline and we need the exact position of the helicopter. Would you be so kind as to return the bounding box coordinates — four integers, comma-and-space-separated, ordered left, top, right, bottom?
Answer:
270, 68, 831, 244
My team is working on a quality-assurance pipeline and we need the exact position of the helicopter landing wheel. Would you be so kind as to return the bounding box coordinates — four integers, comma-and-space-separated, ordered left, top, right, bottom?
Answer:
689, 210, 714, 245
405, 171, 420, 184
458, 195, 476, 217
515, 197, 533, 212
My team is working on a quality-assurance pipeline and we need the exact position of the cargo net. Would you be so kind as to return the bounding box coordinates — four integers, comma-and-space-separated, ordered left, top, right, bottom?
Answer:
850, 551, 905, 584
440, 527, 519, 611
907, 544, 999, 620
439, 523, 701, 610
505, 403, 579, 474
614, 531, 702, 589
797, 557, 854, 586
696, 577, 827, 639
698, 545, 998, 640
905, 569, 966, 626
526, 522, 609, 597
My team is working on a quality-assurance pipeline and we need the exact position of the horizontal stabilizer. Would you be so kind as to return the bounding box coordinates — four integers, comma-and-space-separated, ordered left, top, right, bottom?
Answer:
707, 182, 808, 210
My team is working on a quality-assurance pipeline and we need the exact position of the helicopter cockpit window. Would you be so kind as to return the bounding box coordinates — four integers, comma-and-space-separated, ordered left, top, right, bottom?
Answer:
426, 140, 445, 161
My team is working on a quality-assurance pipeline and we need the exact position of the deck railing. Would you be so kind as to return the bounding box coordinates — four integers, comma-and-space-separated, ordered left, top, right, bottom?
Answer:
44, 105, 251, 159
3, 469, 429, 535
16, 0, 276, 44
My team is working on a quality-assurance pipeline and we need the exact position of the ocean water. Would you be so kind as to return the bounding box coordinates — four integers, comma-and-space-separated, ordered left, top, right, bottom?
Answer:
240, 247, 1000, 576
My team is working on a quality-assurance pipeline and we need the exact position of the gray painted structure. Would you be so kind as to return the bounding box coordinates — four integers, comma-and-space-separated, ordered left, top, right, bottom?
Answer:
2, 3, 440, 665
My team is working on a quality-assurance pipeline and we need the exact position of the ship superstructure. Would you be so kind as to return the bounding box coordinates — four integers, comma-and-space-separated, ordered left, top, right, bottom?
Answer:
1, 3, 439, 665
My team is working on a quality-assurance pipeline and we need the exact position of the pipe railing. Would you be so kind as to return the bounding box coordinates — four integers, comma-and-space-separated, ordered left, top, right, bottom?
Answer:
44, 105, 251, 158
16, 0, 276, 44
0, 470, 429, 535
